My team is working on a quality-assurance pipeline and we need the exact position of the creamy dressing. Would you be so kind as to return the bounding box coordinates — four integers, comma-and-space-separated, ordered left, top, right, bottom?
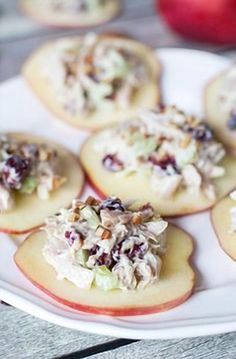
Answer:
96, 106, 226, 199
43, 197, 167, 291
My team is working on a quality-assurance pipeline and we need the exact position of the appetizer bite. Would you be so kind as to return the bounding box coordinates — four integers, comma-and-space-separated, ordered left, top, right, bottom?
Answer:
211, 190, 236, 260
0, 133, 84, 234
20, 0, 121, 28
80, 106, 236, 216
14, 196, 195, 316
205, 66, 236, 152
23, 34, 161, 130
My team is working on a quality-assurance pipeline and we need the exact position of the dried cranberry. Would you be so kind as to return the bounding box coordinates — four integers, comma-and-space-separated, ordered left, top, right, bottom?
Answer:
89, 246, 115, 269
96, 253, 115, 269
65, 230, 81, 246
100, 197, 125, 212
112, 241, 123, 262
158, 104, 166, 112
102, 154, 123, 172
89, 245, 99, 256
2, 155, 30, 189
112, 240, 146, 262
185, 123, 213, 142
227, 114, 236, 130
128, 243, 146, 259
149, 154, 178, 172
65, 230, 71, 239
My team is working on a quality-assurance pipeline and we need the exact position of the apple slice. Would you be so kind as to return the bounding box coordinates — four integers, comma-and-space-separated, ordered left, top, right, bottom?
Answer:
22, 36, 161, 131
0, 133, 84, 235
80, 133, 236, 217
14, 224, 194, 316
20, 0, 121, 28
205, 68, 236, 153
211, 195, 236, 261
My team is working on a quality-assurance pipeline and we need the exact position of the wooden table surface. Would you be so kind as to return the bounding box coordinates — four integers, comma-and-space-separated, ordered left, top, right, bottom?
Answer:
0, 1, 236, 358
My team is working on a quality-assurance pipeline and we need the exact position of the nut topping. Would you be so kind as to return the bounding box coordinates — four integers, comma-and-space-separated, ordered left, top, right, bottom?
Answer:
68, 212, 80, 222
132, 214, 142, 225
85, 196, 101, 206
96, 225, 112, 240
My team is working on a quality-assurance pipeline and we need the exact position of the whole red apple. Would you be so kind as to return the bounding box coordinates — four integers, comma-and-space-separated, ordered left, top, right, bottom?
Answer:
158, 0, 236, 44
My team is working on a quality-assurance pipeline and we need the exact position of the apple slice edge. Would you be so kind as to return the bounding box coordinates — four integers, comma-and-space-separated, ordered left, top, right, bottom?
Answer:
14, 224, 195, 316
211, 196, 236, 261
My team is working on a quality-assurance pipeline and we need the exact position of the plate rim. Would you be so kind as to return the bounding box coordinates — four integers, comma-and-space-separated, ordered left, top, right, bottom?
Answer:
1, 280, 236, 339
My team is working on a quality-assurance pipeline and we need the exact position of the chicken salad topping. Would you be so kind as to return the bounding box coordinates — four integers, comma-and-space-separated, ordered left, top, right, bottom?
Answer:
42, 34, 150, 116
0, 135, 66, 212
96, 106, 226, 199
43, 196, 167, 291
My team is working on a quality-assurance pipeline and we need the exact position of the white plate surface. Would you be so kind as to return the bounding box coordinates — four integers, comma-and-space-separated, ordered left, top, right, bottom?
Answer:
0, 49, 235, 339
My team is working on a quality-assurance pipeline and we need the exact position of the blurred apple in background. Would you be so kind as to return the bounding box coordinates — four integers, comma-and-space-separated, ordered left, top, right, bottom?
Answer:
158, 0, 236, 44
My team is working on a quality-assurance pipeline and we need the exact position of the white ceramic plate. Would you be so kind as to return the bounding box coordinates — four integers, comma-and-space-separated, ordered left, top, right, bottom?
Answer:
0, 49, 236, 340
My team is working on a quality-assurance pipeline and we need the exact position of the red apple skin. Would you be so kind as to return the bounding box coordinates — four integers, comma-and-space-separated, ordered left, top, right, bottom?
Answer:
158, 0, 236, 44
0, 224, 41, 236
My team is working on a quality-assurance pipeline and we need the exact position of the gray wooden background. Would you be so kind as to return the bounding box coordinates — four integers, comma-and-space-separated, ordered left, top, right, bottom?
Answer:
0, 0, 236, 358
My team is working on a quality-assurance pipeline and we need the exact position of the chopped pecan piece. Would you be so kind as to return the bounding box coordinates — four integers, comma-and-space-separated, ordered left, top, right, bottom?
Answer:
73, 207, 81, 215
68, 212, 80, 222
85, 196, 101, 206
132, 214, 142, 225
72, 199, 86, 210
96, 225, 112, 240
53, 176, 66, 189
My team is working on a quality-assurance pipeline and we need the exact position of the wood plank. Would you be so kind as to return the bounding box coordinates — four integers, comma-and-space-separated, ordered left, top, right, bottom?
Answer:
1, 303, 236, 359
0, 306, 112, 359
1, 304, 236, 359
58, 339, 138, 359
89, 333, 236, 359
